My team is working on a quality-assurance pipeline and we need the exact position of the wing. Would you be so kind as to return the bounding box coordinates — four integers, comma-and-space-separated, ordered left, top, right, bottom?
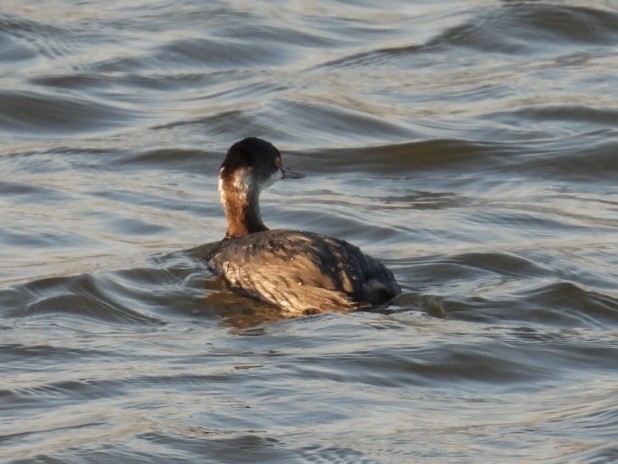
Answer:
207, 230, 398, 314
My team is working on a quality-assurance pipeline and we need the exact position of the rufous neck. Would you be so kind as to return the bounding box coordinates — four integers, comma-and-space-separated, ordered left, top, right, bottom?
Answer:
219, 175, 268, 238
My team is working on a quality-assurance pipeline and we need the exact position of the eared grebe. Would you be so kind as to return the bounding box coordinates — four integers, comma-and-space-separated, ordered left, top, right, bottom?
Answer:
207, 137, 401, 315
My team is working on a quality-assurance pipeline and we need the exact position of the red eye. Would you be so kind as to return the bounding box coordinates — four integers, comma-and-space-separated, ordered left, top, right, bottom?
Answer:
274, 157, 281, 168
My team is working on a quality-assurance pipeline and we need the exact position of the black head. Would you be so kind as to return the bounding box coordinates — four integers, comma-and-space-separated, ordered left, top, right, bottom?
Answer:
220, 137, 304, 186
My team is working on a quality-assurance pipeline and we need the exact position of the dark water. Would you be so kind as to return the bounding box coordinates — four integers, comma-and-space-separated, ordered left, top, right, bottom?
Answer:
2, 0, 618, 462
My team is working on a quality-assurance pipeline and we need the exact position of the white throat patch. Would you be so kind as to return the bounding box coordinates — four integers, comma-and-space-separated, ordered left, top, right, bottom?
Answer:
261, 169, 283, 190
219, 167, 255, 205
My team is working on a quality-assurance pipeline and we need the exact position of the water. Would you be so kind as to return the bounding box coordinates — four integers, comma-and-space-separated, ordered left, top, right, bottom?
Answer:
1, 0, 618, 462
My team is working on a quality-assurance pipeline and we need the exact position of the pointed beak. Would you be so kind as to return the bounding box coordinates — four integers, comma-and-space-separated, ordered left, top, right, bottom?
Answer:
281, 166, 305, 179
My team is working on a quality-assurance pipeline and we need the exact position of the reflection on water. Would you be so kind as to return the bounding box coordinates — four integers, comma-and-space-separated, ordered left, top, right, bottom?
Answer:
1, 0, 618, 462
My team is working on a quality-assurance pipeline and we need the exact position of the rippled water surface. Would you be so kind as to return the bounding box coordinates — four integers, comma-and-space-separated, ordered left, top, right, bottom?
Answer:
2, 0, 618, 462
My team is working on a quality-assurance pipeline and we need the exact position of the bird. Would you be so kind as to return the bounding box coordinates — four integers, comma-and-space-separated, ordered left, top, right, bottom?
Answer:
207, 137, 400, 315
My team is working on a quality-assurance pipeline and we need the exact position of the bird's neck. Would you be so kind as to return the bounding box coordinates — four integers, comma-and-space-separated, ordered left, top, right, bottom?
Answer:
219, 174, 267, 238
